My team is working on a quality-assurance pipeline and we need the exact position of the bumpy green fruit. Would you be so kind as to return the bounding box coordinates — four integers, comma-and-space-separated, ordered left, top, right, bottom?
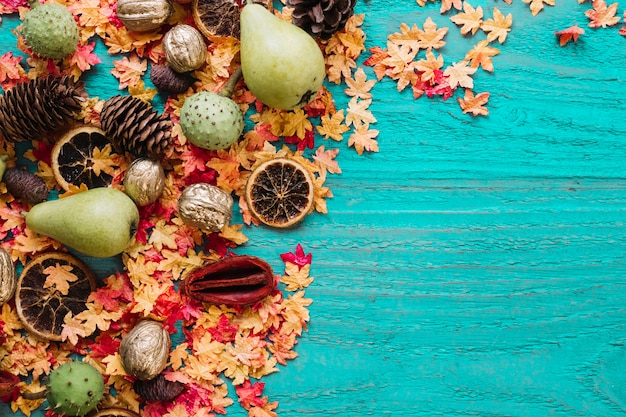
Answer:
240, 3, 325, 111
47, 361, 105, 417
25, 187, 139, 258
22, 3, 79, 59
0, 156, 7, 181
180, 91, 244, 150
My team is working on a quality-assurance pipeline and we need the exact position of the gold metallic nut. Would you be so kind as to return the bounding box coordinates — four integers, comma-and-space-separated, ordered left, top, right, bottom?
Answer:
119, 320, 171, 381
177, 183, 233, 232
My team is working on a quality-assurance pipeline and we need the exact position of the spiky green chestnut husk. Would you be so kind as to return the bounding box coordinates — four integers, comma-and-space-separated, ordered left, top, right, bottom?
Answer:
180, 91, 244, 151
47, 362, 105, 417
22, 3, 79, 60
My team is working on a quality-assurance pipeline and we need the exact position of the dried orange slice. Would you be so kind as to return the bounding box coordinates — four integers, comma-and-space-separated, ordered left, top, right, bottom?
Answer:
192, 0, 241, 39
15, 252, 96, 341
51, 125, 124, 191
245, 157, 314, 228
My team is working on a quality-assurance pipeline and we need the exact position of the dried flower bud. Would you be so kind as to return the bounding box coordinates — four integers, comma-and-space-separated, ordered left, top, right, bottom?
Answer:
3, 168, 48, 204
133, 373, 185, 402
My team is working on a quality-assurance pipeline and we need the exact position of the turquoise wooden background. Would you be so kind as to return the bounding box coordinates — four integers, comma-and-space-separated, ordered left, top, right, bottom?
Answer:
2, 0, 626, 416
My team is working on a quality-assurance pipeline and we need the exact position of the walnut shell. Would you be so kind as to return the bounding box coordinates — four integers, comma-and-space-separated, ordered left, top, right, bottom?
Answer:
116, 0, 173, 32
0, 247, 16, 306
120, 320, 171, 381
178, 183, 233, 232
123, 157, 166, 206
162, 24, 207, 73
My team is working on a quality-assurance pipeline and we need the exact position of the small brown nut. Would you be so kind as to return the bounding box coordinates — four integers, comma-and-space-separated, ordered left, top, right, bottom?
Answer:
123, 157, 166, 206
120, 320, 171, 381
0, 247, 16, 306
177, 183, 233, 232
162, 24, 207, 73
150, 64, 194, 94
91, 408, 141, 417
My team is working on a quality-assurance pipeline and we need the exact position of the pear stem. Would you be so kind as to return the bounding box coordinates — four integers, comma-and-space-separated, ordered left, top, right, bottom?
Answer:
27, 0, 40, 8
218, 66, 243, 99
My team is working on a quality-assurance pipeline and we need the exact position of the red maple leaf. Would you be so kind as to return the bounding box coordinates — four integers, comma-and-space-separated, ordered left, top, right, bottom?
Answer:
555, 25, 585, 45
86, 333, 121, 360
280, 244, 312, 268
208, 314, 239, 343
284, 129, 315, 151
236, 379, 267, 409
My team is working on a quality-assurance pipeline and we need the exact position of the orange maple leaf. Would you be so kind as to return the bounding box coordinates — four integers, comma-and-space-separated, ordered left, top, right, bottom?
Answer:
464, 40, 500, 72
111, 54, 147, 90
458, 89, 490, 116
345, 98, 377, 127
585, 0, 621, 27
415, 49, 444, 82
555, 25, 585, 45
388, 23, 421, 55
348, 124, 380, 155
312, 146, 342, 180
344, 67, 376, 99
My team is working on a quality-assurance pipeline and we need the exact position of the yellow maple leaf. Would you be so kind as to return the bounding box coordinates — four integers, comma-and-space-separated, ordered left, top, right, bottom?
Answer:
128, 80, 158, 101
345, 67, 377, 100
316, 110, 350, 141
440, 0, 463, 13
523, 0, 555, 16
219, 223, 249, 246
345, 98, 377, 127
450, 2, 484, 35
312, 145, 342, 181
102, 353, 127, 377
482, 7, 513, 43
131, 280, 170, 316
42, 263, 78, 295
443, 61, 477, 89
249, 401, 279, 417
417, 17, 448, 50
169, 342, 190, 370
281, 263, 314, 291
381, 43, 417, 76
388, 23, 421, 55
281, 108, 312, 139
325, 53, 356, 84
60, 313, 88, 345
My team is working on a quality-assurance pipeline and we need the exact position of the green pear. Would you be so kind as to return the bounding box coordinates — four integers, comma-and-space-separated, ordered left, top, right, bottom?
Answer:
240, 3, 326, 111
25, 187, 139, 258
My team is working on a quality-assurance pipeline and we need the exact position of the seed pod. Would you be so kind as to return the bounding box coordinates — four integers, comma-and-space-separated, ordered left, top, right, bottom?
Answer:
150, 64, 194, 94
91, 409, 141, 417
120, 320, 171, 381
0, 248, 16, 306
123, 158, 166, 206
3, 168, 48, 204
162, 24, 207, 73
177, 183, 233, 232
116, 0, 173, 32
133, 373, 185, 402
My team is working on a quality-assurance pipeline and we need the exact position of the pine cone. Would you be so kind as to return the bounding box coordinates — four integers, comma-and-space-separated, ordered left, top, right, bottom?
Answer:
0, 75, 87, 142
100, 95, 172, 158
286, 0, 357, 40
3, 168, 49, 204
133, 374, 185, 402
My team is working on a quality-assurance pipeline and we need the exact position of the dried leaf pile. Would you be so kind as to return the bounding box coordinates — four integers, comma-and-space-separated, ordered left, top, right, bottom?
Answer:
0, 0, 622, 416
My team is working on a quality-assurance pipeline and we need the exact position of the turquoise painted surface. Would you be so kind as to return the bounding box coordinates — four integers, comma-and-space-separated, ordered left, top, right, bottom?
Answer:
2, 0, 626, 416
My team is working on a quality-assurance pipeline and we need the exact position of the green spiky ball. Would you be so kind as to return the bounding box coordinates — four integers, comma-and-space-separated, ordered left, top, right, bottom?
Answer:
47, 361, 105, 417
22, 3, 79, 60
180, 91, 244, 151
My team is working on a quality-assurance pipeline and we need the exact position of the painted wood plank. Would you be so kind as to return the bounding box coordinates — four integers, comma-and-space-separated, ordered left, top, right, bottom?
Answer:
1, 0, 626, 416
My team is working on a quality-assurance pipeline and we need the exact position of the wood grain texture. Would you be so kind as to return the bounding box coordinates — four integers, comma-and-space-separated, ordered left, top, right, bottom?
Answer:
2, 0, 626, 416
